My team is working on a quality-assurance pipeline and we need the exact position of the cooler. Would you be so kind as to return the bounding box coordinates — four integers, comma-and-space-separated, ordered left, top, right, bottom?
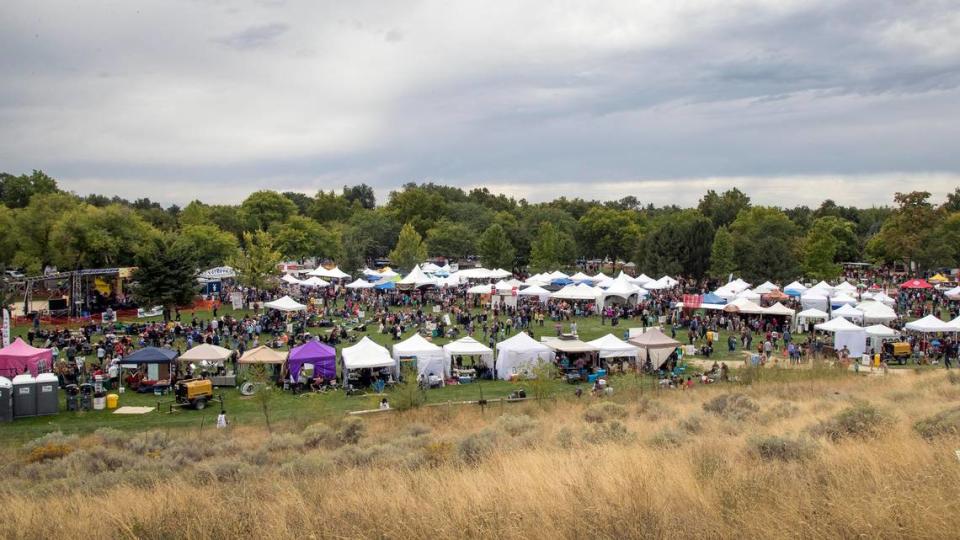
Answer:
0, 376, 12, 422
35, 373, 60, 416
106, 394, 119, 409
12, 373, 36, 418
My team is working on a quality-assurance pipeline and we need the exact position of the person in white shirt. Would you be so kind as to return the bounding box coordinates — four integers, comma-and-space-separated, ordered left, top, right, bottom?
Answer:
379, 398, 390, 410
216, 410, 228, 428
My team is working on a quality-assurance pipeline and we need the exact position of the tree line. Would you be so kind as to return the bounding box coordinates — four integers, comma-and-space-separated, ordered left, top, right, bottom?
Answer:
2, 170, 960, 284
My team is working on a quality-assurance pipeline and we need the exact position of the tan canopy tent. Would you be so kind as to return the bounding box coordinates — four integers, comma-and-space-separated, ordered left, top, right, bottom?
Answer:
542, 338, 599, 354
238, 346, 288, 364
178, 343, 233, 363
628, 328, 681, 368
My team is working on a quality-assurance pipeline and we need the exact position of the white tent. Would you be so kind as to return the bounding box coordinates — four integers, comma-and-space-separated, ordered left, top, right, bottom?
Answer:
723, 297, 765, 314
945, 286, 960, 300
601, 277, 643, 306
812, 281, 835, 293
856, 301, 897, 323
341, 337, 397, 383
831, 303, 864, 322
713, 285, 739, 301
591, 272, 611, 283
658, 275, 679, 287
815, 316, 866, 357
467, 284, 494, 295
398, 265, 437, 288
800, 289, 830, 311
443, 336, 494, 369
421, 262, 441, 273
628, 328, 682, 368
547, 270, 570, 281
570, 271, 594, 282
642, 277, 671, 290
587, 334, 641, 360
280, 274, 302, 285
345, 278, 375, 289
392, 334, 447, 381
263, 295, 307, 312
783, 281, 807, 295
796, 308, 829, 332
495, 332, 555, 380
179, 343, 233, 363
870, 291, 897, 306
763, 302, 795, 317
308, 266, 351, 279
300, 276, 330, 288
455, 267, 495, 280
490, 268, 513, 279
865, 324, 899, 338
830, 292, 858, 307
905, 315, 956, 333
633, 273, 654, 286
727, 278, 751, 292
551, 283, 601, 301
737, 289, 762, 302
834, 281, 857, 293
754, 281, 780, 294
517, 285, 551, 302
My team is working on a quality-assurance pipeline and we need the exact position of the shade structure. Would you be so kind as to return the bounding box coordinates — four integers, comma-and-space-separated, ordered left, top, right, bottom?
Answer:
929, 273, 950, 284
495, 332, 555, 380
342, 337, 397, 382
517, 284, 551, 302
815, 317, 866, 356
831, 303, 864, 321
870, 291, 897, 306
601, 277, 643, 306
542, 338, 599, 354
763, 302, 795, 317
178, 343, 233, 363
865, 324, 899, 338
830, 293, 858, 308
123, 347, 178, 364
800, 290, 829, 312
345, 278, 375, 289
300, 276, 330, 288
628, 328, 681, 369
812, 281, 834, 293
569, 271, 594, 282
392, 334, 446, 379
723, 297, 765, 314
905, 315, 955, 333
900, 278, 932, 289
264, 295, 307, 312
783, 281, 807, 297
754, 281, 779, 294
856, 301, 897, 323
633, 273, 654, 286
374, 281, 396, 290
737, 289, 762, 302
0, 338, 53, 377
815, 317, 862, 332
398, 265, 437, 288
238, 346, 287, 364
642, 278, 671, 290
467, 283, 494, 295
443, 336, 494, 369
281, 274, 302, 285
489, 268, 513, 279
702, 292, 727, 305
308, 265, 351, 279
552, 283, 602, 301
288, 340, 336, 381
797, 308, 829, 320
834, 281, 858, 293
944, 286, 960, 300
587, 333, 641, 360
454, 266, 495, 280
547, 270, 570, 281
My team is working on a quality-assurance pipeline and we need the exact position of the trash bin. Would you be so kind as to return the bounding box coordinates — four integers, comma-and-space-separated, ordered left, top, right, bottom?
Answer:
93, 391, 106, 410
35, 373, 59, 416
0, 376, 12, 422
12, 373, 37, 418
106, 393, 119, 409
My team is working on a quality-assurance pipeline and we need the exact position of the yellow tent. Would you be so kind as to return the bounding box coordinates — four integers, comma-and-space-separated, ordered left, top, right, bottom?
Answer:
929, 273, 950, 284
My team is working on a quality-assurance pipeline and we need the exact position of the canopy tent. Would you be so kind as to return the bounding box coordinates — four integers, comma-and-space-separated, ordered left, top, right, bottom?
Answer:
587, 333, 641, 360
0, 338, 53, 377
628, 328, 681, 369
494, 332, 555, 380
374, 281, 396, 290
831, 304, 864, 322
376, 267, 400, 279
800, 290, 829, 312
812, 281, 834, 293
763, 302, 795, 317
829, 293, 858, 308
944, 286, 960, 300
281, 274, 302, 285
392, 334, 447, 380
345, 278, 375, 289
723, 297, 765, 314
905, 315, 955, 333
633, 273, 654, 286
834, 281, 858, 293
443, 336, 494, 369
900, 278, 932, 289
547, 270, 570, 281
454, 267, 496, 280
736, 289, 762, 302
300, 276, 330, 288
308, 266, 351, 279
658, 276, 679, 287
865, 324, 900, 338
517, 285, 551, 302
341, 337, 397, 382
123, 346, 178, 364
569, 271, 594, 282
178, 343, 233, 364
702, 292, 727, 305
870, 291, 897, 306
929, 273, 950, 284
398, 265, 437, 288
467, 283, 495, 295
815, 317, 866, 357
238, 346, 287, 364
783, 281, 807, 297
551, 283, 602, 301
727, 278, 751, 291
856, 301, 898, 323
264, 295, 307, 312
796, 308, 829, 331
489, 268, 513, 279
542, 338, 599, 355
754, 281, 779, 294
591, 272, 611, 283
642, 277, 672, 290
288, 340, 336, 382
600, 277, 643, 306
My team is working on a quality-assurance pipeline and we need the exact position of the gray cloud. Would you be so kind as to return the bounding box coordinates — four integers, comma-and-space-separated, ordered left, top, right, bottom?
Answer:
214, 22, 289, 49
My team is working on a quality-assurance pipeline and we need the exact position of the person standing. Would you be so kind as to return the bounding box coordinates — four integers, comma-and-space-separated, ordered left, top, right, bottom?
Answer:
216, 410, 228, 429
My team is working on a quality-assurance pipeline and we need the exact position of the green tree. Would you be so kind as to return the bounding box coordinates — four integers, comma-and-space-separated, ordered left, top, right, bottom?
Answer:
425, 219, 477, 260
801, 222, 841, 280
12, 192, 79, 273
637, 210, 715, 279
343, 183, 376, 209
389, 223, 428, 271
529, 221, 576, 273
709, 226, 736, 279
342, 209, 401, 272
697, 188, 751, 229
0, 170, 59, 208
576, 207, 643, 265
49, 204, 159, 269
309, 190, 354, 223
729, 207, 799, 282
231, 231, 282, 290
0, 206, 17, 267
271, 215, 343, 262
386, 185, 449, 235
132, 235, 199, 321
477, 224, 515, 270
866, 191, 949, 270
240, 190, 298, 231
172, 224, 240, 269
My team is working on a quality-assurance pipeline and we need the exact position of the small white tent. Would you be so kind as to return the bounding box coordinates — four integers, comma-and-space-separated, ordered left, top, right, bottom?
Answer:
905, 315, 955, 333
281, 274, 302, 285
856, 301, 897, 323
300, 276, 330, 288
815, 316, 866, 357
494, 332, 555, 380
392, 334, 447, 381
308, 266, 351, 279
398, 265, 437, 288
263, 296, 307, 312
341, 337, 396, 383
517, 285, 551, 302
443, 336, 494, 369
831, 304, 864, 322
587, 334, 641, 360
345, 278, 375, 289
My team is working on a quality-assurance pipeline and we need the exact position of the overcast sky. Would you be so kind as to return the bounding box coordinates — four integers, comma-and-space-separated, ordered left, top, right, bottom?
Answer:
2, 0, 959, 207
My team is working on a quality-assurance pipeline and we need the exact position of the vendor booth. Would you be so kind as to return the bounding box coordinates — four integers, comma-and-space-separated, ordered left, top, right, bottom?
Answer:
628, 328, 681, 369
443, 337, 494, 381
238, 346, 287, 364
392, 334, 446, 384
288, 340, 336, 383
121, 346, 178, 385
179, 343, 235, 385
587, 333, 641, 362
264, 296, 307, 312
0, 338, 53, 377
815, 317, 866, 357
341, 337, 397, 386
494, 332, 555, 380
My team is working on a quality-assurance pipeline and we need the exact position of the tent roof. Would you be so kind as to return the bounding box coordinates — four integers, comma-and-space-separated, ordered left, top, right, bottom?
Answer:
900, 278, 932, 289
345, 278, 375, 289
628, 328, 681, 349
905, 314, 955, 333
178, 344, 233, 362
124, 346, 178, 364
542, 338, 599, 354
723, 297, 765, 314
834, 281, 857, 292
238, 346, 287, 364
815, 317, 863, 332
763, 302, 795, 316
288, 340, 336, 361
552, 283, 601, 300
569, 271, 593, 281
856, 301, 898, 321
783, 280, 807, 293
300, 276, 330, 288
443, 336, 493, 356
0, 338, 52, 358
264, 295, 307, 312
929, 273, 950, 283
865, 324, 899, 338
393, 333, 442, 354
797, 308, 829, 319
587, 334, 640, 358
832, 304, 864, 318
944, 286, 960, 299
281, 274, 301, 284
398, 265, 437, 287
517, 285, 550, 296
342, 337, 394, 370
497, 332, 552, 353
308, 266, 351, 279
754, 281, 779, 293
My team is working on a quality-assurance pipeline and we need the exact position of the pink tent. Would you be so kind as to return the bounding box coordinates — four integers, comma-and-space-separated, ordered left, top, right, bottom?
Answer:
0, 338, 54, 377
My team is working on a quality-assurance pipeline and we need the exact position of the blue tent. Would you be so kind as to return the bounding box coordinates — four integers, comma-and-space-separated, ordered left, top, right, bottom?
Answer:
375, 281, 396, 290
784, 288, 803, 297
702, 292, 727, 305
551, 278, 574, 286
122, 347, 178, 364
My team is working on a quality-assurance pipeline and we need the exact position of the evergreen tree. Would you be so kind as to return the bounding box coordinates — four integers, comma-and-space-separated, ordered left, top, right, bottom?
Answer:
132, 236, 199, 322
477, 224, 515, 270
709, 226, 737, 279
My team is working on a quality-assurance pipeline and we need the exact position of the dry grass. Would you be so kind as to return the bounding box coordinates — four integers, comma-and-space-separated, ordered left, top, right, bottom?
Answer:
2, 371, 959, 539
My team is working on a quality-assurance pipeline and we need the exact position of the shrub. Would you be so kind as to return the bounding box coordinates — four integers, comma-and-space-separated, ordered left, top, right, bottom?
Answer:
264, 433, 303, 452
496, 414, 537, 436
810, 402, 892, 441
22, 431, 78, 453
636, 397, 672, 421
457, 430, 497, 465
94, 428, 128, 447
555, 427, 577, 449
27, 443, 73, 463
337, 417, 366, 445
762, 402, 799, 423
647, 428, 685, 448
749, 435, 816, 461
586, 421, 634, 444
947, 371, 960, 385
405, 423, 433, 437
584, 402, 628, 423
391, 378, 426, 411
280, 454, 334, 476
914, 407, 960, 440
679, 415, 703, 434
703, 393, 760, 420
302, 423, 339, 449
124, 431, 171, 455
423, 440, 454, 466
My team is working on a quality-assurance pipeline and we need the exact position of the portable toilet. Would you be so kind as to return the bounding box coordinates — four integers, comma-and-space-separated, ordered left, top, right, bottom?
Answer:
12, 373, 36, 418
0, 376, 12, 422
35, 373, 59, 416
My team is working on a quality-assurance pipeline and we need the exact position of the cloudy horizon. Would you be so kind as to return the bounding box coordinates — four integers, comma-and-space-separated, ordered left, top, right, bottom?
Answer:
2, 0, 958, 208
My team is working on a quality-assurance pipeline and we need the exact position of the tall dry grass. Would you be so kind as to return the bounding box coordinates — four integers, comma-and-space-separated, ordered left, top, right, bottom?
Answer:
2, 370, 960, 539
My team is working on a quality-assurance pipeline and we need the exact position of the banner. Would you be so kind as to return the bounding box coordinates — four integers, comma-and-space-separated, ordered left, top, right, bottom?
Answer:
2, 308, 9, 347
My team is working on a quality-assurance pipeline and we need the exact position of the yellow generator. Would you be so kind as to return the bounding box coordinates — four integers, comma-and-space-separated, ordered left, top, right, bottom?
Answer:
173, 379, 214, 410
882, 342, 912, 365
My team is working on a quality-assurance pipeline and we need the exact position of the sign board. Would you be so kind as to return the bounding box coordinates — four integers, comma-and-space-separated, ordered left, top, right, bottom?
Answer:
2, 308, 9, 347
231, 292, 243, 310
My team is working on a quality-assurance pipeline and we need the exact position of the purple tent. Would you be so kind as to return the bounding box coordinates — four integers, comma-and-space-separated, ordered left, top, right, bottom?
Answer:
288, 340, 336, 382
